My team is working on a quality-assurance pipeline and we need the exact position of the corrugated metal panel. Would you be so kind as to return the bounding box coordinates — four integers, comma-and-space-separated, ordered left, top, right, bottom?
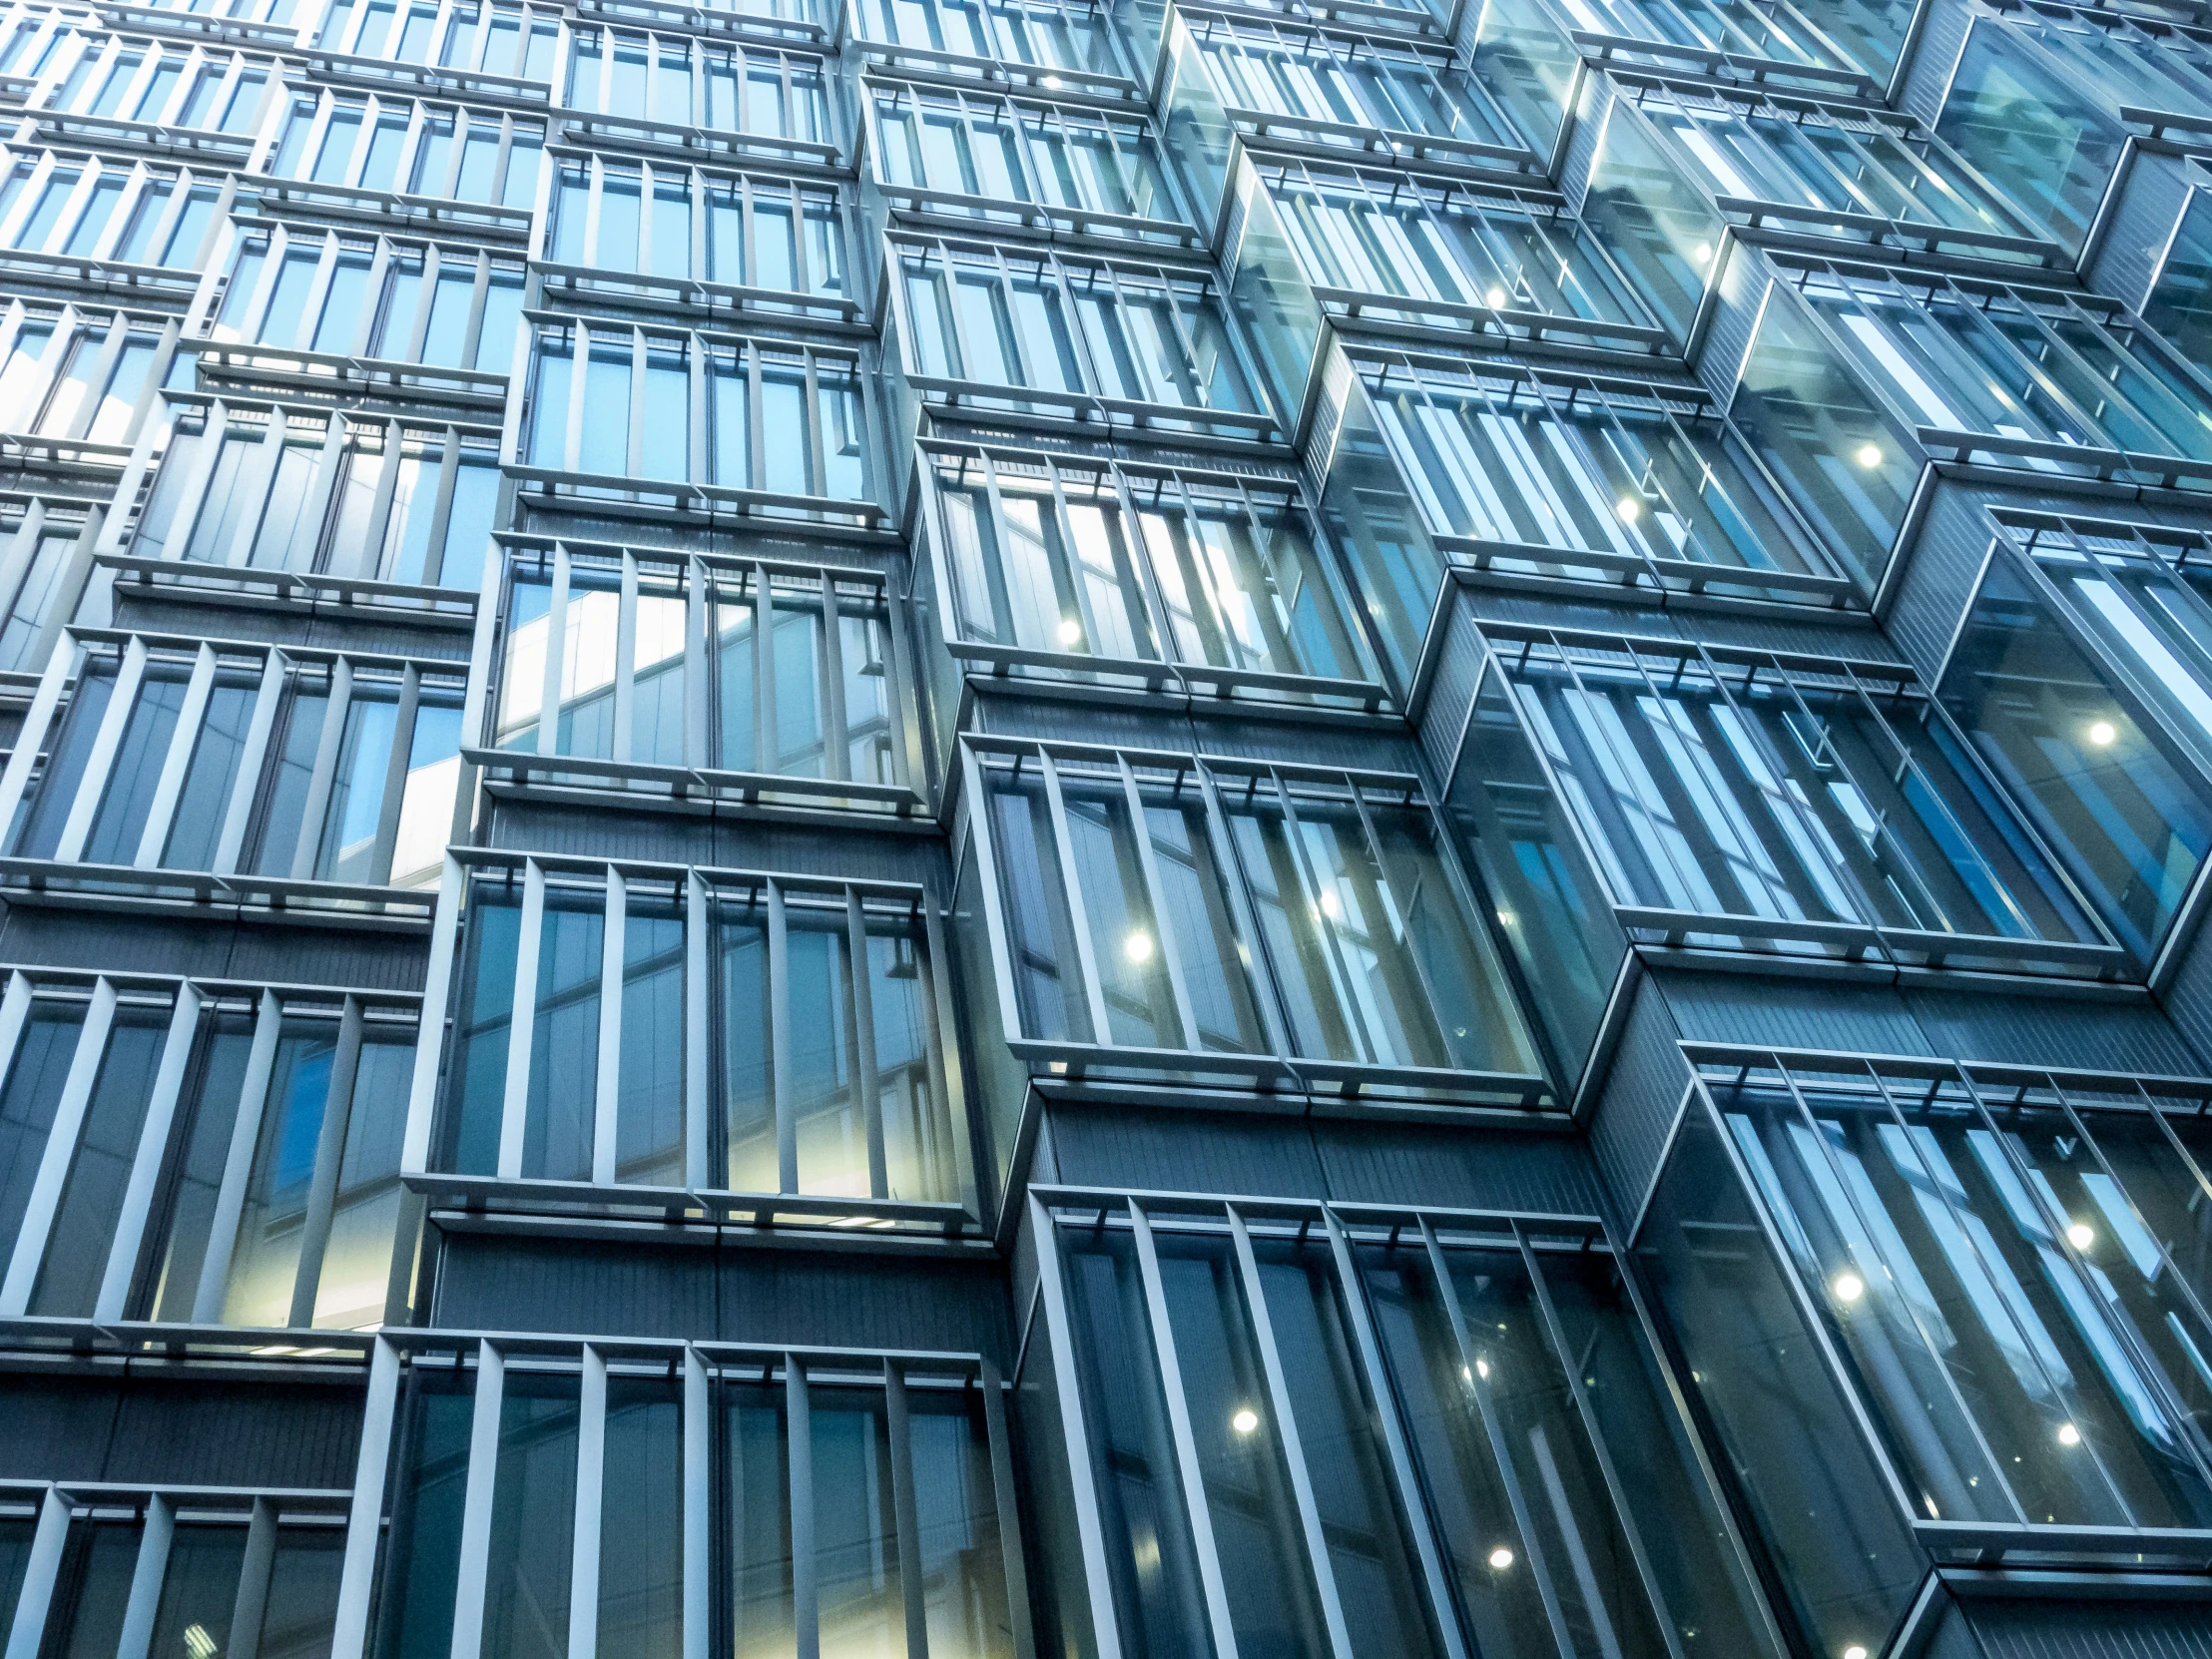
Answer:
1900, 0, 1975, 126
107, 1378, 364, 1488
1924, 1602, 1984, 1659
2156, 923, 2212, 1071
1314, 1124, 1608, 1217
716, 1248, 1015, 1365
0, 909, 237, 978
2088, 153, 2192, 311
1585, 974, 1690, 1217
1692, 252, 1768, 405
220, 926, 430, 993
433, 1233, 719, 1339
1555, 78, 1611, 211
488, 803, 714, 866
1962, 1597, 2212, 1659
1880, 479, 1997, 681
1040, 1100, 1329, 1199
1905, 987, 2205, 1074
1459, 589, 1678, 636
0, 1377, 117, 1479
1417, 601, 1482, 783
1188, 717, 1425, 775
1668, 610, 1899, 662
1652, 967, 1936, 1055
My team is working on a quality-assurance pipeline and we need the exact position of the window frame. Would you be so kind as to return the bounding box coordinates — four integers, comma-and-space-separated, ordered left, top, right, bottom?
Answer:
850, 0, 1138, 100
555, 23, 843, 172
0, 293, 180, 464
0, 147, 236, 298
26, 30, 278, 157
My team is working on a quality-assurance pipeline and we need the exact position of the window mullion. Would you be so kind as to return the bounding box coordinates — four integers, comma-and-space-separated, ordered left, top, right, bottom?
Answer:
881, 1362, 930, 1656
1190, 761, 1295, 1063
51, 634, 146, 862
685, 557, 710, 770
287, 991, 366, 1328
752, 563, 778, 776
786, 1354, 821, 1659
844, 886, 886, 1198
93, 979, 206, 1322
614, 551, 639, 766
685, 870, 710, 1188
288, 654, 355, 881
682, 1347, 710, 1659
498, 857, 547, 1180
1117, 755, 1199, 1049
818, 577, 850, 784
212, 650, 286, 874
768, 876, 797, 1193
0, 974, 118, 1314
367, 663, 423, 885
569, 1344, 608, 1659
1316, 1209, 1467, 1659
449, 1340, 511, 1659
1224, 1203, 1355, 1659
0, 634, 73, 841
2, 1488, 72, 1659
1127, 1198, 1243, 1658
1267, 768, 1373, 1063
1414, 1214, 1579, 1649
192, 986, 284, 1320
1037, 747, 1114, 1046
133, 640, 218, 867
539, 543, 572, 758
594, 865, 626, 1184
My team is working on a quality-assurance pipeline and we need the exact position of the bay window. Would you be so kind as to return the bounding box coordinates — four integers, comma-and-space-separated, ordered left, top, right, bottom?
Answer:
478, 537, 923, 812
427, 851, 972, 1225
1457, 625, 2122, 976
0, 296, 174, 458
851, 0, 1133, 98
261, 85, 545, 225
129, 394, 502, 590
559, 27, 838, 169
918, 437, 1384, 708
0, 150, 231, 295
960, 736, 1550, 1103
307, 0, 564, 89
0, 493, 89, 671
30, 34, 274, 143
0, 628, 464, 904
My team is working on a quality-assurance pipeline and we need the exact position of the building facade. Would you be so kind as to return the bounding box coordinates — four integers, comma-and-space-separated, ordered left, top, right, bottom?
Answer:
4, 0, 2212, 1655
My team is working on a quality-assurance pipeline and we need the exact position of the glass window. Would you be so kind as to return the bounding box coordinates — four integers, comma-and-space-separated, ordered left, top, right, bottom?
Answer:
968, 738, 1548, 1101
1473, 630, 2118, 976
1936, 22, 2126, 256
1581, 96, 1726, 344
1049, 1198, 1781, 1659
2144, 188, 2212, 379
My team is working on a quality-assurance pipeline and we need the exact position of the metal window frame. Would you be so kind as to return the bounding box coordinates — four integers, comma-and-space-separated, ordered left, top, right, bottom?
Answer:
409, 845, 979, 1232
959, 730, 1556, 1107
552, 24, 844, 173
349, 1329, 1036, 1659
1032, 1183, 1787, 1659
1470, 618, 2128, 977
849, 0, 1141, 101
1663, 1041, 2212, 1563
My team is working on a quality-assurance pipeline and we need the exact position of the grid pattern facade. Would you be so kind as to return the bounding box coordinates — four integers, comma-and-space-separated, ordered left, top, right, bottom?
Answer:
3, 0, 2212, 1655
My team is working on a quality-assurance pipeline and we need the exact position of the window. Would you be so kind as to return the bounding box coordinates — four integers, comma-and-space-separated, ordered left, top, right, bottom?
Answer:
513, 319, 874, 521
0, 152, 229, 290
919, 439, 1384, 707
0, 628, 464, 902
263, 89, 545, 216
311, 0, 564, 86
35, 37, 273, 138
1461, 625, 2121, 977
1262, 158, 1662, 354
432, 852, 971, 1223
540, 155, 852, 324
2144, 186, 2212, 379
961, 736, 1549, 1102
1786, 261, 2212, 488
2, 1482, 348, 1659
561, 27, 837, 168
1936, 513, 2212, 969
1187, 15, 1540, 173
1353, 351, 1856, 604
483, 539, 923, 812
0, 296, 170, 453
0, 970, 416, 1328
1580, 94, 1727, 343
0, 493, 88, 672
194, 223, 526, 395
373, 1337, 1026, 1659
892, 236, 1276, 440
1032, 1191, 1783, 1659
852, 0, 1130, 93
1633, 84, 2058, 268
0, 7, 94, 87
866, 79, 1193, 246
1548, 0, 1907, 89
130, 396, 502, 589
1639, 1048, 2212, 1656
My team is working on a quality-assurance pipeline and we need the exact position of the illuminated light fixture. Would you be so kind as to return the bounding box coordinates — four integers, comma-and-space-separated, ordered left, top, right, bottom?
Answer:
1844, 1648, 1869, 1659
1232, 1408, 1259, 1433
1488, 1547, 1515, 1570
2087, 720, 2116, 747
1616, 498, 1641, 524
2058, 1422, 2081, 1446
1855, 443, 1883, 468
1486, 285, 1507, 307
1041, 73, 1062, 88
1124, 931, 1154, 963
1477, 1359, 1490, 1378
1693, 242, 1712, 265
1833, 1272, 1865, 1304
2067, 1222, 2094, 1251
1057, 618, 1082, 647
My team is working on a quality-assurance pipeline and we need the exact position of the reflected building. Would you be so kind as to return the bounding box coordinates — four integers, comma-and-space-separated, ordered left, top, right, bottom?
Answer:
3, 0, 2212, 1655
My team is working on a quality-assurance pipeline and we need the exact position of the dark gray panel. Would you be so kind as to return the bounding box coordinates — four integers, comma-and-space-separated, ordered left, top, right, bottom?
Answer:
1555, 79, 1608, 210
219, 924, 431, 992
1652, 967, 1934, 1055
1924, 1600, 1985, 1659
1584, 973, 1689, 1218
487, 802, 715, 866
0, 1372, 362, 1487
715, 1248, 1015, 1364
1900, 0, 1974, 125
431, 1232, 720, 1339
2088, 152, 2191, 312
1039, 1100, 1328, 1199
1961, 1595, 2212, 1659
1881, 479, 1997, 682
1693, 247, 1769, 404
1416, 599, 1482, 784
1663, 609, 1898, 662
1312, 1122, 1608, 1218
1905, 987, 2204, 1074
0, 908, 241, 978
0, 1375, 117, 1479
2161, 922, 2212, 1075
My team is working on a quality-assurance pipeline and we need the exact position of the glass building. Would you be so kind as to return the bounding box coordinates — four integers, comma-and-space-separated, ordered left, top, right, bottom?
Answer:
11, 0, 2212, 1654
